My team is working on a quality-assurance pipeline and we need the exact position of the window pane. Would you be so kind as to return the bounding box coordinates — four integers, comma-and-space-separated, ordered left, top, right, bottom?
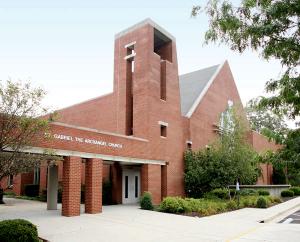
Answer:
135, 176, 138, 198
125, 176, 128, 198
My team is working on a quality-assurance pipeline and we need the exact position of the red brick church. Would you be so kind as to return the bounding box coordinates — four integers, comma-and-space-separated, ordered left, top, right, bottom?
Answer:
1, 19, 278, 216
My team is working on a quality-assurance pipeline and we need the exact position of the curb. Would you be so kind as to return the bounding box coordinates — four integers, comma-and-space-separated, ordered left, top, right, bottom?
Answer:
259, 200, 300, 223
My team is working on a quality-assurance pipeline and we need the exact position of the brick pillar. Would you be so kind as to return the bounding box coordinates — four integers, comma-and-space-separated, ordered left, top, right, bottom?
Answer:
112, 163, 122, 204
62, 156, 81, 217
141, 164, 161, 205
85, 158, 102, 214
161, 165, 168, 199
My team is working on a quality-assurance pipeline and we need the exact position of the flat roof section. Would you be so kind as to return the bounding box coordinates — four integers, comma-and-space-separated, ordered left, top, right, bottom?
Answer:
115, 18, 176, 41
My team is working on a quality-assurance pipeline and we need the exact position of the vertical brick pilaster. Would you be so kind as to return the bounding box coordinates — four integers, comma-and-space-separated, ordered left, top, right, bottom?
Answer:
62, 156, 81, 217
161, 165, 168, 199
141, 164, 161, 205
85, 158, 102, 214
111, 163, 122, 204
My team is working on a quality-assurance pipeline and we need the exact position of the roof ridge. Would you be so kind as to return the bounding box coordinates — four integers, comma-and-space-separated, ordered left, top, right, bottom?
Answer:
179, 61, 227, 117
179, 64, 220, 78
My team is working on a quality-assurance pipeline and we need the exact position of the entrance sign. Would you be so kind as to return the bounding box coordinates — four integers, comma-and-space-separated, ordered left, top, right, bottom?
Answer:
46, 133, 123, 149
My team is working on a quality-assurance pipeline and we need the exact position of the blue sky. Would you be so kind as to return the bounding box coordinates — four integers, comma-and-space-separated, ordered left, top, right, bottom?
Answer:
0, 0, 282, 111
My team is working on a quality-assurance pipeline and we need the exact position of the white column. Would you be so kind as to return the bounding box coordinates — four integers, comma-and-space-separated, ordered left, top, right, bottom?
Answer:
47, 165, 58, 210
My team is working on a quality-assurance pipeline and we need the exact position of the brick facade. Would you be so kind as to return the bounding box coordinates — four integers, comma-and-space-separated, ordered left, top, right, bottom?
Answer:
1, 19, 280, 216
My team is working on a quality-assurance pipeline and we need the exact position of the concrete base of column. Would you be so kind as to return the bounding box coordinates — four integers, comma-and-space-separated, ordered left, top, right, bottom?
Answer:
47, 165, 58, 210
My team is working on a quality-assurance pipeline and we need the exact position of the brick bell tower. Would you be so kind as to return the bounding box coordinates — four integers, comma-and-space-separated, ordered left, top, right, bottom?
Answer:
113, 19, 185, 200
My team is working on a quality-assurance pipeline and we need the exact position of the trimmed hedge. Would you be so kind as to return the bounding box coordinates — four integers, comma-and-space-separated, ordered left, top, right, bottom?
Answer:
289, 187, 300, 196
256, 196, 268, 208
159, 195, 281, 216
0, 219, 39, 242
258, 190, 270, 196
140, 192, 154, 210
281, 189, 294, 197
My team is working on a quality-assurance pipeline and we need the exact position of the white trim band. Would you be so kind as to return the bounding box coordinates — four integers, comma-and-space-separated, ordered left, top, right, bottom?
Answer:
51, 122, 148, 142
12, 146, 166, 166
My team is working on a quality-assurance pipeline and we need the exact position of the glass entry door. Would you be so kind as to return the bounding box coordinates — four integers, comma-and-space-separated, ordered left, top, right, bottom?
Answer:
122, 169, 140, 204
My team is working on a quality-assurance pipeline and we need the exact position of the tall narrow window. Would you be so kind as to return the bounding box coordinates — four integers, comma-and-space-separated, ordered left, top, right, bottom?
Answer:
125, 43, 135, 136
160, 61, 166, 100
125, 176, 129, 198
135, 176, 138, 198
33, 167, 40, 185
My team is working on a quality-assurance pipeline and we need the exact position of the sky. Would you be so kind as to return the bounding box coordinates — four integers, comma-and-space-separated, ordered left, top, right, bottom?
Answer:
0, 0, 283, 112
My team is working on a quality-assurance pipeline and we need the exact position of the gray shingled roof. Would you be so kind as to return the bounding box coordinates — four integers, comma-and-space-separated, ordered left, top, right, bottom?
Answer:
179, 64, 220, 116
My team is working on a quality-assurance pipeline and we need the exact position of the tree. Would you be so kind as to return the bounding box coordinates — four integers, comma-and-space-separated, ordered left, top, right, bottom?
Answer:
259, 128, 300, 185
185, 106, 259, 197
192, 0, 300, 121
246, 97, 288, 144
0, 80, 50, 203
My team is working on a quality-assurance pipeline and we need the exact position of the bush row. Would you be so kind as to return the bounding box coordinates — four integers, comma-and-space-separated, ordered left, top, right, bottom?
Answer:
158, 195, 281, 216
204, 188, 270, 200
281, 187, 300, 197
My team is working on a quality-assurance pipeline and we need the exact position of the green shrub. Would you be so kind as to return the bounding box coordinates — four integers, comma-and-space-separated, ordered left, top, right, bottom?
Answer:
239, 189, 258, 196
272, 196, 282, 203
0, 219, 39, 242
258, 190, 270, 196
24, 184, 39, 197
256, 196, 268, 208
226, 200, 237, 210
289, 187, 300, 196
140, 192, 154, 210
265, 196, 281, 205
159, 197, 185, 213
207, 188, 230, 200
281, 189, 294, 197
240, 196, 257, 207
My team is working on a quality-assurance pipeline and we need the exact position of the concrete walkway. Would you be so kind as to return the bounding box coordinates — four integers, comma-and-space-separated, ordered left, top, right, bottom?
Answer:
0, 197, 300, 242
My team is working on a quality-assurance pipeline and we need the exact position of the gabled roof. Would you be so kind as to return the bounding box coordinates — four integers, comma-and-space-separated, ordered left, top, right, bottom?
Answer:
179, 61, 225, 118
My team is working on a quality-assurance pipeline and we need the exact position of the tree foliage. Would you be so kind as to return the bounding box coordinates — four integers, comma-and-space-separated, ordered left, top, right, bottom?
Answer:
246, 97, 288, 144
184, 107, 259, 198
192, 0, 300, 121
0, 80, 50, 184
259, 128, 300, 185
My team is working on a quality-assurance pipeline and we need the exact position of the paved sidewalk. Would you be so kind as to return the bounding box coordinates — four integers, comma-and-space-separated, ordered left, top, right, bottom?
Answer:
0, 197, 300, 242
